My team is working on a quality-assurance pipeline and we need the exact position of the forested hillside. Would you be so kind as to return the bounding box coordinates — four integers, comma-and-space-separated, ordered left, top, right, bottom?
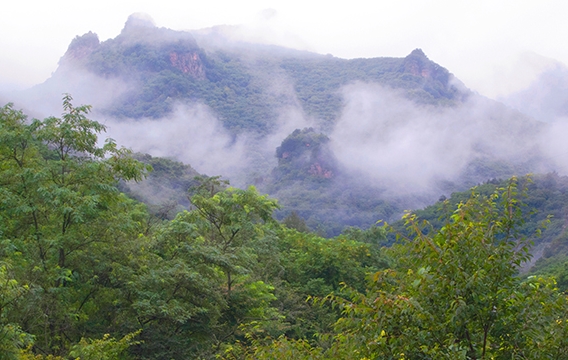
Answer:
2, 99, 568, 358
51, 16, 465, 132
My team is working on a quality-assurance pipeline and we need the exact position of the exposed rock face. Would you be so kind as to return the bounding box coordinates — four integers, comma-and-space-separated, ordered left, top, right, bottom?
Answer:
60, 32, 100, 66
44, 15, 472, 123
399, 48, 468, 102
169, 52, 205, 79
401, 48, 447, 80
275, 128, 337, 181
309, 163, 333, 178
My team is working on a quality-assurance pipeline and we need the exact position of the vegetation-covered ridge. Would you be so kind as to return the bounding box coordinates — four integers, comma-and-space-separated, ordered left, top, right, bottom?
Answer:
229, 178, 568, 359
1, 98, 568, 358
53, 15, 468, 133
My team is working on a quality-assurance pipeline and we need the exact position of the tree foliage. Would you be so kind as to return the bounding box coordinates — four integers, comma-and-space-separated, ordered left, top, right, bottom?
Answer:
0, 96, 150, 357
237, 179, 568, 359
3, 99, 568, 359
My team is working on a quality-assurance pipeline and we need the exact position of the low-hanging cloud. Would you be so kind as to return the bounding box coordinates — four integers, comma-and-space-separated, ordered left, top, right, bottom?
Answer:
330, 82, 544, 197
102, 102, 249, 179
6, 39, 565, 213
8, 66, 131, 120
538, 120, 568, 174
99, 99, 313, 189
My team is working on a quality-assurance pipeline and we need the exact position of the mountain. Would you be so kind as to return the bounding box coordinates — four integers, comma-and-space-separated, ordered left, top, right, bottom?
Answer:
7, 13, 562, 235
502, 62, 568, 123
118, 153, 201, 218
28, 14, 467, 133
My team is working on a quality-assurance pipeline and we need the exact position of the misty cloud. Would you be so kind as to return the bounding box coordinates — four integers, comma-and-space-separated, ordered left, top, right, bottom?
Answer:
330, 82, 544, 196
100, 99, 312, 189
539, 120, 568, 174
102, 102, 248, 179
500, 62, 568, 123
10, 67, 131, 120
4, 13, 567, 217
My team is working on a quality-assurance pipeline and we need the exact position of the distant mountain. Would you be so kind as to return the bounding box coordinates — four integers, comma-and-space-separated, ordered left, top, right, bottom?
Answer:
119, 153, 201, 218
502, 63, 568, 122
31, 14, 468, 135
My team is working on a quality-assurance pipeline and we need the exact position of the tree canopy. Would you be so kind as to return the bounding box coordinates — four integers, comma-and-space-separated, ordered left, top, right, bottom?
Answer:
1, 99, 568, 359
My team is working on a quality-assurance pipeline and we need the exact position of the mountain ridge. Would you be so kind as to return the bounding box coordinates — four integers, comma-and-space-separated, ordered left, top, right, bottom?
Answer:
46, 14, 468, 132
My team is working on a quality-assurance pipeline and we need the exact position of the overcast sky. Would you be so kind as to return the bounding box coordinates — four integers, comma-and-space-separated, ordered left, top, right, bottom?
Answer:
1, 0, 567, 98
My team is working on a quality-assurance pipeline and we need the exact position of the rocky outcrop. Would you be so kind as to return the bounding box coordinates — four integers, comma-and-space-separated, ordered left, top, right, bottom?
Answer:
169, 52, 205, 79
399, 48, 469, 102
60, 32, 100, 66
309, 163, 333, 178
274, 128, 337, 181
401, 49, 447, 81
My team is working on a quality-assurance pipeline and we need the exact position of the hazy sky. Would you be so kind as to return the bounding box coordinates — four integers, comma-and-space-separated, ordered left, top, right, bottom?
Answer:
1, 0, 567, 98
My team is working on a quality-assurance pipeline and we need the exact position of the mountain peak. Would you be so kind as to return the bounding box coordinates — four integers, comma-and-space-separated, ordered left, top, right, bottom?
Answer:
401, 48, 442, 80
124, 13, 156, 31
408, 48, 427, 58
121, 13, 157, 37
59, 31, 100, 68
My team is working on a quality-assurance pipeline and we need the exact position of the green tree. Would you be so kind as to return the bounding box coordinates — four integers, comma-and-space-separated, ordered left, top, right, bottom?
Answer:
326, 178, 568, 359
0, 96, 150, 356
234, 178, 568, 359
188, 186, 279, 297
68, 331, 141, 360
187, 186, 284, 345
0, 265, 32, 360
270, 227, 387, 342
120, 186, 282, 359
282, 211, 311, 233
341, 223, 388, 246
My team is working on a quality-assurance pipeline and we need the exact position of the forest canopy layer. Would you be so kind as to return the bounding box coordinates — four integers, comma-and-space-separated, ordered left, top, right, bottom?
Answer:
1, 98, 568, 359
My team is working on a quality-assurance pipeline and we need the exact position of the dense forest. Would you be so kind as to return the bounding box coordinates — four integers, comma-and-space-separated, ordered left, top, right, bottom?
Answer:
1, 96, 568, 359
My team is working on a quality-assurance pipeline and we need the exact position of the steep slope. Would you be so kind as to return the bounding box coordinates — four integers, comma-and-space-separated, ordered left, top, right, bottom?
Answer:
29, 14, 468, 135
386, 173, 568, 290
